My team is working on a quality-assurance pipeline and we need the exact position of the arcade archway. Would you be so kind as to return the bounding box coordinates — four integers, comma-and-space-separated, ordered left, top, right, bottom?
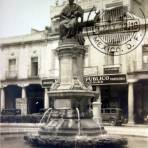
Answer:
26, 84, 44, 114
5, 85, 21, 109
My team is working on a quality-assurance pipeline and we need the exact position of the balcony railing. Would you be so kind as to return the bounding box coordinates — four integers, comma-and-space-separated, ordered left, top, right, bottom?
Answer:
6, 70, 18, 79
103, 64, 121, 74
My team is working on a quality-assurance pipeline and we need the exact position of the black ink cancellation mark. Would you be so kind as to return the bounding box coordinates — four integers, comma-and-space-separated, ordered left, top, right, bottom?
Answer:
86, 7, 146, 56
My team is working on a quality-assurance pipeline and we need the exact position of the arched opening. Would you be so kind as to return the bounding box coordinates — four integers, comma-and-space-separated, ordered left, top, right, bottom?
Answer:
26, 84, 44, 114
5, 85, 21, 109
134, 80, 148, 124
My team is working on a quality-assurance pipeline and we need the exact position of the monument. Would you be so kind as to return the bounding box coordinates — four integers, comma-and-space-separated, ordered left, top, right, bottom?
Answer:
24, 0, 127, 147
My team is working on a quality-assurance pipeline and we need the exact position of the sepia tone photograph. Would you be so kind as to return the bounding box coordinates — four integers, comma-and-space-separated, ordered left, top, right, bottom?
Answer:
0, 0, 148, 147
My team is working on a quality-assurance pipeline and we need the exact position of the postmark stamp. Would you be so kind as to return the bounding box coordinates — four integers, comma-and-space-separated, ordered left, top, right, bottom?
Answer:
86, 7, 146, 56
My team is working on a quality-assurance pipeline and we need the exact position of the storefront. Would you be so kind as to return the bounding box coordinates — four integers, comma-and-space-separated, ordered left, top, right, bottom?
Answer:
84, 74, 128, 114
127, 71, 148, 124
134, 80, 148, 123
84, 73, 148, 124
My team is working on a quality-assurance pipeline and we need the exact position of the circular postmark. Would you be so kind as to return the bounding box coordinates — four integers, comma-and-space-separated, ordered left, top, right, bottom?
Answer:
86, 7, 146, 56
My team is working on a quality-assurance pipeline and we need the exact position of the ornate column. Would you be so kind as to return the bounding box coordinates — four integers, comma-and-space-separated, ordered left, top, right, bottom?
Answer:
0, 87, 5, 112
92, 86, 102, 123
44, 88, 49, 109
127, 79, 137, 125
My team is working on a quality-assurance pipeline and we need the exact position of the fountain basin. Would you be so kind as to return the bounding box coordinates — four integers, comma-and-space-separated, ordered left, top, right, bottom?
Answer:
24, 133, 127, 148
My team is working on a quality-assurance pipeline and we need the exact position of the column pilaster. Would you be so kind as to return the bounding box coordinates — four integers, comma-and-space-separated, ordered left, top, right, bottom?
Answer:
127, 79, 137, 125
44, 88, 49, 109
21, 86, 27, 115
93, 86, 102, 123
0, 87, 5, 112
22, 87, 26, 99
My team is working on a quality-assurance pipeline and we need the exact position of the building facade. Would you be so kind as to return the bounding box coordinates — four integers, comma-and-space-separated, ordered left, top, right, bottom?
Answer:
0, 0, 148, 124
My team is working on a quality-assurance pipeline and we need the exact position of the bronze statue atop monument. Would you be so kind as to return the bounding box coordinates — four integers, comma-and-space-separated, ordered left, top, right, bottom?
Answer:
59, 0, 85, 45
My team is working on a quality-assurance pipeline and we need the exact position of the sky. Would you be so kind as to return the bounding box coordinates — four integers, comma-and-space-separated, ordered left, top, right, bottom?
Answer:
0, 0, 57, 38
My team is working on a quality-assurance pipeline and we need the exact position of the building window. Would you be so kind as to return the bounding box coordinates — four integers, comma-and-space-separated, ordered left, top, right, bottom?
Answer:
9, 59, 16, 72
7, 59, 17, 78
104, 52, 121, 74
105, 52, 114, 65
143, 46, 148, 70
31, 57, 38, 77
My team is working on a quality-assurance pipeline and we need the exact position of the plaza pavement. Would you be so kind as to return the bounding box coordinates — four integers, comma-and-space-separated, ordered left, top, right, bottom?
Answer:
0, 123, 148, 138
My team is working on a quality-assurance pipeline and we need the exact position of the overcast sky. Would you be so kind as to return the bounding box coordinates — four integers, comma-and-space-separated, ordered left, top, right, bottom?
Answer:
0, 0, 57, 38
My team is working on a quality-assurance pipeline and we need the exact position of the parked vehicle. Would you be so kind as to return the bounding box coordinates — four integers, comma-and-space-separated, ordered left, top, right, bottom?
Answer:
101, 108, 124, 126
1, 109, 21, 115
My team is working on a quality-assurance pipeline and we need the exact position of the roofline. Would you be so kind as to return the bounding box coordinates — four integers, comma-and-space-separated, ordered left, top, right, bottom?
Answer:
0, 18, 147, 47
0, 32, 59, 47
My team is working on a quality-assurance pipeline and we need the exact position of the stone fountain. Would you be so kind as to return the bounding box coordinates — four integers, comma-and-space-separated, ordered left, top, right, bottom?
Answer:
24, 1, 127, 147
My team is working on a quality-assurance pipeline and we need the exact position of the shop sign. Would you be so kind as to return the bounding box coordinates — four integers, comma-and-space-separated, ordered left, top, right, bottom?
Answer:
104, 67, 120, 74
16, 98, 27, 115
42, 79, 56, 88
84, 74, 126, 85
